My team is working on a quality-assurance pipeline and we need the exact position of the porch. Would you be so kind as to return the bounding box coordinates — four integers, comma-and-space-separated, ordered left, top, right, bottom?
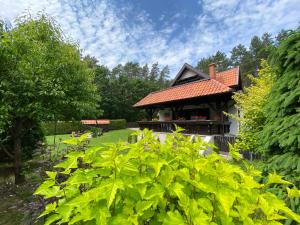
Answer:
137, 120, 230, 135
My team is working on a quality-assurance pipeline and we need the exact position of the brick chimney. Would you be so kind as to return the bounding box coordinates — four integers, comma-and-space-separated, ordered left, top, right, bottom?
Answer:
209, 63, 216, 79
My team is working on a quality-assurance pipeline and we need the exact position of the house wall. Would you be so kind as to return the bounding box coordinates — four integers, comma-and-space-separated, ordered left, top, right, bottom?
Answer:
228, 103, 239, 135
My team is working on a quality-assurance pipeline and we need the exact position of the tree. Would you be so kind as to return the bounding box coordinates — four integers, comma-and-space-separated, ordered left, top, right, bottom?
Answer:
93, 62, 169, 122
231, 60, 275, 153
149, 62, 160, 81
196, 57, 212, 74
275, 29, 291, 45
159, 65, 170, 87
83, 55, 99, 68
141, 64, 149, 80
261, 29, 300, 156
249, 33, 273, 74
258, 29, 300, 220
0, 15, 98, 183
196, 51, 231, 74
123, 62, 141, 79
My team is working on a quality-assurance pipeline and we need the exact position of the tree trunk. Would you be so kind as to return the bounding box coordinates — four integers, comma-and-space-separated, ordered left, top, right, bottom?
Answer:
12, 119, 25, 184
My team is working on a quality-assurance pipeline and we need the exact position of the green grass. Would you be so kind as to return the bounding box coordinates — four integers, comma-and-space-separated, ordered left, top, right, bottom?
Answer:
46, 129, 133, 149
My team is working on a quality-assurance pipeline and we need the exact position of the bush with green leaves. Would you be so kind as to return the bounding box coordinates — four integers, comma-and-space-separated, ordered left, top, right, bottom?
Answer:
35, 129, 300, 225
230, 60, 275, 153
42, 121, 87, 136
109, 119, 126, 130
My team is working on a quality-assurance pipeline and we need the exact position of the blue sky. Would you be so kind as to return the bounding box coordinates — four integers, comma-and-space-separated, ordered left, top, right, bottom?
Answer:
1, 0, 300, 76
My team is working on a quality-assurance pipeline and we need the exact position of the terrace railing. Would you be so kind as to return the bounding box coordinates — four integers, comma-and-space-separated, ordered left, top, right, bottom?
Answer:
137, 120, 230, 135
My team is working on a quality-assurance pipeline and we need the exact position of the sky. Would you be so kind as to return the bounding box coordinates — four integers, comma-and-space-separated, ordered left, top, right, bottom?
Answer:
1, 0, 300, 76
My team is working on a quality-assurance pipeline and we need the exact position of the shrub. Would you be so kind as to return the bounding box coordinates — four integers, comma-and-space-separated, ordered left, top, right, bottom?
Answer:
41, 121, 87, 135
88, 126, 103, 137
230, 60, 275, 153
109, 119, 126, 130
35, 129, 300, 225
258, 153, 300, 224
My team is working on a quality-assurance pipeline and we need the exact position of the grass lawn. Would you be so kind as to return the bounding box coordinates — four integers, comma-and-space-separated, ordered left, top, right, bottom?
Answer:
45, 129, 134, 149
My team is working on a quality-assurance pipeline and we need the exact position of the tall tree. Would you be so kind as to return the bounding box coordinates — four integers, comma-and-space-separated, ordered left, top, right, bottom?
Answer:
84, 55, 99, 68
249, 33, 273, 74
230, 44, 254, 85
123, 62, 141, 79
262, 29, 300, 155
149, 62, 160, 81
196, 51, 231, 73
141, 64, 149, 80
159, 65, 170, 87
196, 57, 212, 74
0, 15, 98, 183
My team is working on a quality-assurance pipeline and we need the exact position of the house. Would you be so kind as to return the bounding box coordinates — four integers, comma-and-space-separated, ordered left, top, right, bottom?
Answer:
133, 63, 241, 137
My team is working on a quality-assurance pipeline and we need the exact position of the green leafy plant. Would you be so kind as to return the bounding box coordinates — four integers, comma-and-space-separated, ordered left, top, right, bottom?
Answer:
229, 60, 275, 153
35, 129, 300, 225
109, 119, 127, 130
41, 121, 87, 136
261, 28, 300, 155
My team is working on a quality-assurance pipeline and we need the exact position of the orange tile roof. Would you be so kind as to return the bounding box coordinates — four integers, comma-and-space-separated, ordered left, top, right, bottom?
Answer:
134, 79, 232, 107
216, 67, 239, 87
81, 120, 110, 125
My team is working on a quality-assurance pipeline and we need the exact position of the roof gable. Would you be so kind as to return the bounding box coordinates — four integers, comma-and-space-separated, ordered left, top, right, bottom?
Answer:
170, 63, 209, 86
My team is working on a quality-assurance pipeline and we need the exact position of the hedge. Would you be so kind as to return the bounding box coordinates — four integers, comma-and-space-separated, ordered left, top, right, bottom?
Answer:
41, 121, 86, 136
42, 119, 127, 135
109, 119, 126, 130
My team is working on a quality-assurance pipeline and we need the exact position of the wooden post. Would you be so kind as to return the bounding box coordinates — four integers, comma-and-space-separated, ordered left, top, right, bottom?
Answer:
146, 108, 154, 121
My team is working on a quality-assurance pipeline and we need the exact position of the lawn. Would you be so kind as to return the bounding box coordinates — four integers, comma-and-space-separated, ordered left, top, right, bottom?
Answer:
45, 129, 134, 149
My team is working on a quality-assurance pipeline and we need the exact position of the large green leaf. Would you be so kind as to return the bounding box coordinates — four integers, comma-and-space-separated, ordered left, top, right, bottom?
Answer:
163, 211, 186, 225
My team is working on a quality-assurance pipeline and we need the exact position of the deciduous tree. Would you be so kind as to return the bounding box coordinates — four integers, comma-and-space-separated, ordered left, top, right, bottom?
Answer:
0, 15, 98, 183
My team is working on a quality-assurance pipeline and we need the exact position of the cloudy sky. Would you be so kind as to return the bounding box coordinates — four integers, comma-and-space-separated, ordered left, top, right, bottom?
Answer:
1, 0, 299, 76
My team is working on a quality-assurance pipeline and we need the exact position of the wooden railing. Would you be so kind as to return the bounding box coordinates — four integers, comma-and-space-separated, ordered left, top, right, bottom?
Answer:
214, 135, 236, 152
137, 120, 230, 135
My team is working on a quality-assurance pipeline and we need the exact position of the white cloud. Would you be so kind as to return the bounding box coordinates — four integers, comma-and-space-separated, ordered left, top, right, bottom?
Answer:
0, 0, 299, 76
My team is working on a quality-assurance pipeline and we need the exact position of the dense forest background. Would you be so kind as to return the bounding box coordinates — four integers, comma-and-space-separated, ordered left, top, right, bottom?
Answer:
85, 29, 292, 122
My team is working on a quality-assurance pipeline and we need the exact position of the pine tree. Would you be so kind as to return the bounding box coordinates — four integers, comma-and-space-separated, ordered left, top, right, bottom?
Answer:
159, 65, 170, 87
149, 62, 160, 81
262, 29, 300, 155
141, 64, 149, 80
196, 51, 231, 74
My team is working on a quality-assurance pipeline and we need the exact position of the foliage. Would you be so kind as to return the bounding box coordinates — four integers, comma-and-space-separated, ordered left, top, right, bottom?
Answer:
109, 119, 127, 130
88, 126, 103, 138
41, 121, 87, 136
0, 15, 98, 124
0, 14, 98, 183
261, 28, 300, 155
256, 153, 300, 224
196, 51, 231, 74
35, 129, 300, 225
254, 29, 300, 224
231, 60, 275, 153
196, 32, 275, 87
89, 59, 170, 122
0, 121, 44, 161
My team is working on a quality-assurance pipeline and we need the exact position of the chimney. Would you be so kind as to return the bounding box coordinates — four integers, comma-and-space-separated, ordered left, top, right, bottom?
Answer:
209, 63, 216, 79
